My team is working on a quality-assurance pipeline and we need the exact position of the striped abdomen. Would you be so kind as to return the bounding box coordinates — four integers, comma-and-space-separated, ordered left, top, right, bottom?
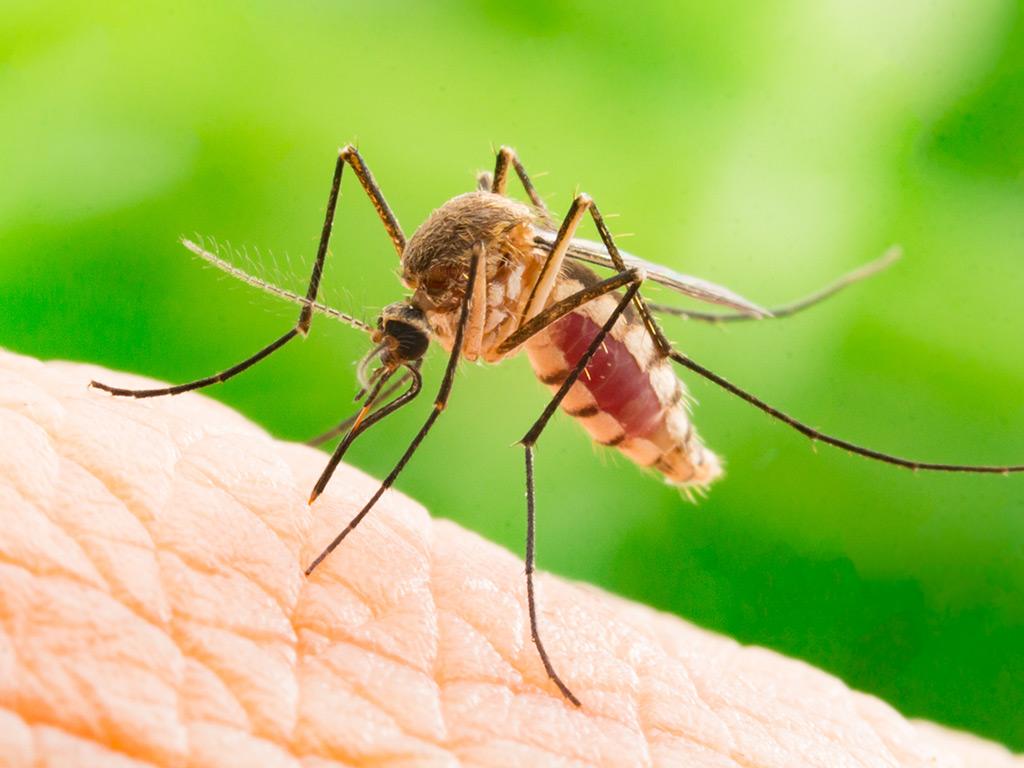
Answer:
523, 262, 722, 490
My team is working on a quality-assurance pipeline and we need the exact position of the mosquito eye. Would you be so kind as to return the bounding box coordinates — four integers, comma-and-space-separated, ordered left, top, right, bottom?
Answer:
425, 265, 454, 293
384, 320, 430, 360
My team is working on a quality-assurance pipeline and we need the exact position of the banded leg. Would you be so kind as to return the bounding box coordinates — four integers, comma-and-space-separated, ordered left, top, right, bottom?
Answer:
518, 280, 643, 706
306, 369, 416, 447
307, 363, 423, 502
491, 145, 549, 214
90, 145, 403, 398
516, 194, 595, 329
666, 350, 1024, 473
519, 193, 669, 357
304, 244, 484, 574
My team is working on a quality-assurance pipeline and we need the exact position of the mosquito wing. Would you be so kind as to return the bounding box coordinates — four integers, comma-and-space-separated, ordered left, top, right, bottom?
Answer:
534, 231, 769, 318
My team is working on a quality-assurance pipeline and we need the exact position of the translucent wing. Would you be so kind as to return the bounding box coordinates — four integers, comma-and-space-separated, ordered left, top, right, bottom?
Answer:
650, 246, 901, 323
534, 231, 770, 317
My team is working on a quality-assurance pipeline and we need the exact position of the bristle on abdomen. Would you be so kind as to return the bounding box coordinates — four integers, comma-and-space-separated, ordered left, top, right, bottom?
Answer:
523, 262, 722, 491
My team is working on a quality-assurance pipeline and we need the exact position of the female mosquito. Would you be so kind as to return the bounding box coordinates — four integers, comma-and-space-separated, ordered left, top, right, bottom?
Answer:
91, 146, 1024, 707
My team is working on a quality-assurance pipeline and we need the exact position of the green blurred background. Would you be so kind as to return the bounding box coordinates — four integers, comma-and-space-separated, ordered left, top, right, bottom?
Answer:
3, 0, 1023, 748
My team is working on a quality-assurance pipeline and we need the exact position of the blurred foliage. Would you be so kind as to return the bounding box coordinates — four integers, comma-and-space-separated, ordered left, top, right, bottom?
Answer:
2, 0, 1023, 748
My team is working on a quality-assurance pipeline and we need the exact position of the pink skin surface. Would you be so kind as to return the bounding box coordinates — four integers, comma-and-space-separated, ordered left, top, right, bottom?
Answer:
1, 348, 1021, 767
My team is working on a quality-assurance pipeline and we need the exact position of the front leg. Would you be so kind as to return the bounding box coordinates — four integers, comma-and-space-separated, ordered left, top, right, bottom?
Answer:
91, 146, 405, 398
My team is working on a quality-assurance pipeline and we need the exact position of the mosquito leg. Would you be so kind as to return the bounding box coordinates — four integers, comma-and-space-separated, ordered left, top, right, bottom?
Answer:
90, 146, 404, 398
581, 199, 674, 356
497, 268, 641, 354
306, 369, 414, 447
519, 281, 643, 707
298, 145, 405, 333
491, 146, 548, 214
668, 349, 1024, 473
304, 245, 484, 574
650, 246, 901, 324
90, 329, 300, 398
517, 194, 593, 327
308, 364, 424, 503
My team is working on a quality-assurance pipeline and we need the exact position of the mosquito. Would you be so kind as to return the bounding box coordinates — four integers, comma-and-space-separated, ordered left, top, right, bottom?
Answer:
90, 145, 1024, 707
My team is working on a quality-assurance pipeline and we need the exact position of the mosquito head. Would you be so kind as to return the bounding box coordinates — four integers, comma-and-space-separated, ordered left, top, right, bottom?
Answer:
373, 302, 431, 367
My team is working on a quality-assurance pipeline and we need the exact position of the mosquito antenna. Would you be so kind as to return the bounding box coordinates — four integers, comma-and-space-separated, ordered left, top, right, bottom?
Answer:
653, 247, 902, 323
671, 349, 1024, 473
181, 238, 374, 334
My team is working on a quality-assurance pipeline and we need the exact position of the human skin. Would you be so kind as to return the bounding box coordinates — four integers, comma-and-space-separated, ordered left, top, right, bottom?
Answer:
1, 349, 1021, 768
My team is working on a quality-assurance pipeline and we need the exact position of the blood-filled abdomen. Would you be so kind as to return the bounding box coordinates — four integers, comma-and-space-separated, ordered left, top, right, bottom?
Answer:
523, 264, 722, 490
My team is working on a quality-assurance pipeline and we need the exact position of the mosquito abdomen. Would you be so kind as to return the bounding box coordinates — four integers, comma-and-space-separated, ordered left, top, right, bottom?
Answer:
525, 263, 722, 490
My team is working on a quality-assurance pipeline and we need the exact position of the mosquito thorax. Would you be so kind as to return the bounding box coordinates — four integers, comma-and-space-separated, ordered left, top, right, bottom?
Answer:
374, 302, 431, 365
400, 190, 546, 359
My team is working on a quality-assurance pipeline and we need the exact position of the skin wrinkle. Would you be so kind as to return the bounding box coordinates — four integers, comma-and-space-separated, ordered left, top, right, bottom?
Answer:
319, 641, 447, 744
631, 605, 837, 766
311, 671, 448, 761
173, 623, 265, 735
161, 541, 296, 645
437, 607, 523, 688
171, 614, 297, 744
59, 402, 182, 523
2, 351, 1024, 767
0, 572, 185, 765
0, 486, 108, 593
455, 736, 601, 768
153, 502, 300, 741
435, 618, 523, 694
424, 486, 448, 750
601, 616, 688, 749
170, 454, 304, 590
183, 456, 301, 565
294, 569, 435, 675
47, 454, 170, 627
295, 625, 435, 682
33, 724, 162, 768
169, 447, 308, 746
186, 722, 300, 768
294, 654, 454, 768
180, 655, 252, 733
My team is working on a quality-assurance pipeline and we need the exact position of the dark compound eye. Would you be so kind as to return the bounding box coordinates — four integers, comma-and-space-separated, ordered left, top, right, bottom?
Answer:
384, 319, 430, 361
424, 264, 456, 294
